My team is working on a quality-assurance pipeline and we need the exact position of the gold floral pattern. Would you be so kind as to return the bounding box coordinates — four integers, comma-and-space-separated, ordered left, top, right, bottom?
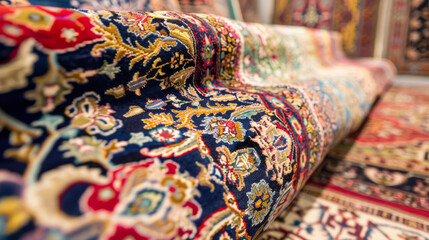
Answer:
65, 92, 123, 136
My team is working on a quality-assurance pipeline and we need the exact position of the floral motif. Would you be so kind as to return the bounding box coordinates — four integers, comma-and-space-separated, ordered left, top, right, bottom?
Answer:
250, 116, 294, 184
60, 136, 127, 168
114, 11, 153, 34
246, 179, 274, 226
204, 117, 246, 143
65, 92, 123, 136
150, 127, 181, 143
170, 52, 186, 69
128, 132, 152, 146
1, 6, 102, 49
364, 167, 408, 186
99, 61, 120, 80
0, 39, 36, 94
216, 146, 261, 190
86, 159, 202, 239
0, 172, 29, 236
161, 67, 195, 90
60, 28, 78, 42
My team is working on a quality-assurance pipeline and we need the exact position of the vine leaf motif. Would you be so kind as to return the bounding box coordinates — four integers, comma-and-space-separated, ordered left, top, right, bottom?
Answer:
60, 136, 126, 169
231, 105, 265, 120
32, 114, 64, 132
140, 130, 201, 158
91, 22, 176, 68
166, 22, 195, 56
172, 103, 237, 129
142, 112, 175, 129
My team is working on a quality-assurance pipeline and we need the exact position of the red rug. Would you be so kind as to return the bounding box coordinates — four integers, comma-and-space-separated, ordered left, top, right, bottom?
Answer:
261, 84, 429, 239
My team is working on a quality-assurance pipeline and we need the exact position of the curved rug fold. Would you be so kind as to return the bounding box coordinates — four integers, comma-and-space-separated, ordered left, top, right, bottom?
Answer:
0, 6, 393, 239
260, 84, 429, 240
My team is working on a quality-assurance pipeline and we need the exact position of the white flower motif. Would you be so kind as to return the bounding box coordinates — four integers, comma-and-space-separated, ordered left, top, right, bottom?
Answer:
60, 28, 78, 42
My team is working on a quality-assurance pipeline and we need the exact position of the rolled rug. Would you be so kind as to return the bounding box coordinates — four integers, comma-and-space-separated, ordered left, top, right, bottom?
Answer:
0, 6, 392, 239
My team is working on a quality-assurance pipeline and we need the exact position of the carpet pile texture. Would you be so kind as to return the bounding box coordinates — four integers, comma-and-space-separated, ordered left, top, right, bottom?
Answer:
0, 5, 394, 240
262, 84, 429, 239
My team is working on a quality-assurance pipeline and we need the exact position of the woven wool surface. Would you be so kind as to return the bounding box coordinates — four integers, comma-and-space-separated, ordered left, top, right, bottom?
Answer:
261, 84, 429, 239
0, 5, 393, 239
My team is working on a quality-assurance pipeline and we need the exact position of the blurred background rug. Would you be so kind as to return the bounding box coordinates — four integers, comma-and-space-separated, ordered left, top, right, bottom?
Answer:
386, 0, 429, 74
272, 0, 380, 58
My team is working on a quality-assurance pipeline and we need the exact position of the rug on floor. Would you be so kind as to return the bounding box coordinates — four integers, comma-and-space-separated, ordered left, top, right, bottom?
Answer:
260, 84, 429, 239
